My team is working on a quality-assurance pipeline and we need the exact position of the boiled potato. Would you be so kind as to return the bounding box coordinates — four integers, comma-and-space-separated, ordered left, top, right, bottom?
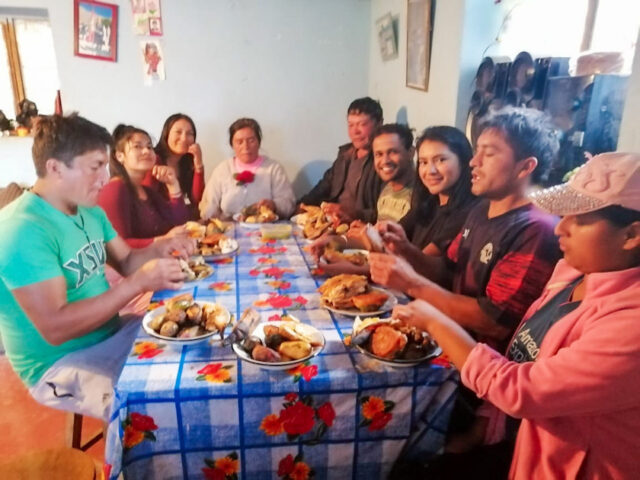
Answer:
148, 314, 166, 332
278, 341, 312, 360
160, 321, 179, 337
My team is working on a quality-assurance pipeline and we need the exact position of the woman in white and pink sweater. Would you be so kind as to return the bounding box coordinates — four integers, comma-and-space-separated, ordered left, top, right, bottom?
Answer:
199, 118, 295, 220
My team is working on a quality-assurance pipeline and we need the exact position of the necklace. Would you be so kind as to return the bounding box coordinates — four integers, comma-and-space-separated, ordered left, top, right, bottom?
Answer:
68, 211, 92, 245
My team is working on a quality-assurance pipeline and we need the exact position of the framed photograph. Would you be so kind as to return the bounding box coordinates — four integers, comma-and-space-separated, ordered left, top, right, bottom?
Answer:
376, 13, 398, 61
74, 0, 118, 62
406, 0, 433, 91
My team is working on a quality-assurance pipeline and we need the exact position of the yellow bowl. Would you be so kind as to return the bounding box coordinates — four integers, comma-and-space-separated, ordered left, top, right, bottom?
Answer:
260, 224, 292, 240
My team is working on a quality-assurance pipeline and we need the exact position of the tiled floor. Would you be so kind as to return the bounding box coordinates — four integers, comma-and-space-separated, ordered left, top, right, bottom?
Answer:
0, 356, 105, 465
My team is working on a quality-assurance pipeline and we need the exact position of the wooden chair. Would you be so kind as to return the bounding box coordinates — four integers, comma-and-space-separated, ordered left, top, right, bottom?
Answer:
0, 447, 98, 479
67, 413, 105, 451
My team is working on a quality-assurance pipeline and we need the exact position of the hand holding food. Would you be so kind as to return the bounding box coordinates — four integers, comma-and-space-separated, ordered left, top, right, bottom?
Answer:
154, 234, 197, 259
132, 258, 185, 292
376, 221, 410, 254
179, 256, 214, 281
392, 300, 451, 334
369, 252, 420, 292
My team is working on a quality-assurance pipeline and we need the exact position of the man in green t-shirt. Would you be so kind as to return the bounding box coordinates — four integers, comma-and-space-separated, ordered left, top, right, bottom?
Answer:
372, 123, 416, 223
0, 114, 194, 419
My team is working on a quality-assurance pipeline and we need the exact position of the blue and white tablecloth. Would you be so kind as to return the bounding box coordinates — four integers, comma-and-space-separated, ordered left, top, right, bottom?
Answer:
104, 223, 458, 480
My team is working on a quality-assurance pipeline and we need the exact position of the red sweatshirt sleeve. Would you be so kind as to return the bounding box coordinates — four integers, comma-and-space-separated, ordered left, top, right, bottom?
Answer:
191, 168, 205, 206
97, 179, 155, 248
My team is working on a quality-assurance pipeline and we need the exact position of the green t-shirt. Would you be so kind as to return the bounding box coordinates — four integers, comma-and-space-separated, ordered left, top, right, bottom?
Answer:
0, 191, 119, 386
376, 182, 414, 222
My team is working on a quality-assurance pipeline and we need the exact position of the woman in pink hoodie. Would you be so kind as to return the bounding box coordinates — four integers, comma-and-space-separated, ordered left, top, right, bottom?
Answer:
395, 152, 640, 479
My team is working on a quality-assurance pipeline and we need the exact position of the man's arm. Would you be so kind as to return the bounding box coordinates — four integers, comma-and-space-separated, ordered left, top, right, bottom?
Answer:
369, 252, 510, 341
11, 257, 185, 346
106, 234, 194, 276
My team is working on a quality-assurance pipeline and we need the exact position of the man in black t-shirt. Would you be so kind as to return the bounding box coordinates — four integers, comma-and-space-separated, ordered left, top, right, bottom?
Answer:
370, 107, 562, 349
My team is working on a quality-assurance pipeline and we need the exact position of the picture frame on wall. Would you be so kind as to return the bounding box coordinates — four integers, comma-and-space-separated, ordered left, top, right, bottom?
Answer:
406, 0, 433, 91
376, 13, 398, 61
74, 0, 118, 62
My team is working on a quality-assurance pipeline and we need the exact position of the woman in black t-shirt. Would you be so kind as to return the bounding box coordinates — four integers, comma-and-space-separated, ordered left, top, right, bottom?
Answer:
379, 126, 477, 259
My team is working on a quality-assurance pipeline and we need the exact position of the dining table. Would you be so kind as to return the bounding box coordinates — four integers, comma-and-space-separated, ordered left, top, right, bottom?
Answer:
103, 222, 459, 480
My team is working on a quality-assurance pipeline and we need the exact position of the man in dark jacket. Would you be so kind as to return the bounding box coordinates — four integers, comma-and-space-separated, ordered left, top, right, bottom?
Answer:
299, 97, 383, 223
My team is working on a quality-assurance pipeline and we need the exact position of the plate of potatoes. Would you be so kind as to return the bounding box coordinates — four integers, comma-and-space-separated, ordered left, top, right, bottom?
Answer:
232, 319, 325, 370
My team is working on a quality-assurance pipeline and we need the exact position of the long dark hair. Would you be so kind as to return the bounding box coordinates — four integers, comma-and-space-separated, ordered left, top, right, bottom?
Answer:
411, 126, 475, 220
154, 113, 197, 198
110, 124, 152, 208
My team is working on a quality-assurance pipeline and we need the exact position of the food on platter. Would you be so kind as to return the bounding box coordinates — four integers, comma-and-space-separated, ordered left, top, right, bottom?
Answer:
185, 221, 206, 238
322, 248, 368, 266
294, 203, 348, 239
206, 218, 230, 235
196, 233, 238, 257
351, 317, 439, 362
236, 203, 278, 223
146, 293, 231, 340
234, 317, 324, 364
318, 274, 389, 312
179, 256, 214, 281
351, 290, 390, 312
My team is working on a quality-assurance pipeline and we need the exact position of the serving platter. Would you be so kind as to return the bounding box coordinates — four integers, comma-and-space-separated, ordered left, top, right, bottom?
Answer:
142, 301, 231, 348
321, 286, 398, 317
232, 320, 325, 370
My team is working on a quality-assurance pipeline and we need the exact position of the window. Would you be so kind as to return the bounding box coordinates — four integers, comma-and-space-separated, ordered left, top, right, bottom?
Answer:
0, 9, 60, 121
494, 0, 639, 73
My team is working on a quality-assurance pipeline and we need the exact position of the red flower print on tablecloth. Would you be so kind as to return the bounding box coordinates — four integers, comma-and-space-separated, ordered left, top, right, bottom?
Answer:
122, 412, 157, 450
258, 257, 279, 264
261, 237, 277, 244
316, 402, 336, 427
310, 267, 325, 277
359, 395, 395, 431
249, 245, 288, 254
287, 362, 318, 383
147, 300, 164, 310
267, 280, 292, 290
202, 451, 239, 480
212, 257, 234, 265
209, 281, 232, 292
277, 453, 314, 480
431, 353, 452, 368
196, 363, 233, 384
253, 293, 307, 310
259, 394, 334, 443
131, 341, 164, 359
250, 265, 295, 279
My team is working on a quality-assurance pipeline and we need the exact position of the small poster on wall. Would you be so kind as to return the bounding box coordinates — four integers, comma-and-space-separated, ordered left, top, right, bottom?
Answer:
141, 39, 165, 85
74, 0, 118, 62
131, 0, 162, 36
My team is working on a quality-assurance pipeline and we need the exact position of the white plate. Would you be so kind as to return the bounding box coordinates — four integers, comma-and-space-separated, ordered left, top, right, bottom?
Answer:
232, 212, 280, 228
232, 320, 325, 370
142, 302, 231, 348
321, 286, 398, 317
354, 343, 442, 368
351, 316, 442, 367
197, 238, 239, 261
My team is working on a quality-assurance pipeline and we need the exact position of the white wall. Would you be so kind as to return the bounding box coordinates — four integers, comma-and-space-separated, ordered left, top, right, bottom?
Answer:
1, 0, 371, 195
368, 0, 466, 130
618, 29, 640, 152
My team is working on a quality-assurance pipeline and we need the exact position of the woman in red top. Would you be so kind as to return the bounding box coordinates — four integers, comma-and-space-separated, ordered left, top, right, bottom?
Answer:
98, 124, 191, 248
147, 113, 205, 216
